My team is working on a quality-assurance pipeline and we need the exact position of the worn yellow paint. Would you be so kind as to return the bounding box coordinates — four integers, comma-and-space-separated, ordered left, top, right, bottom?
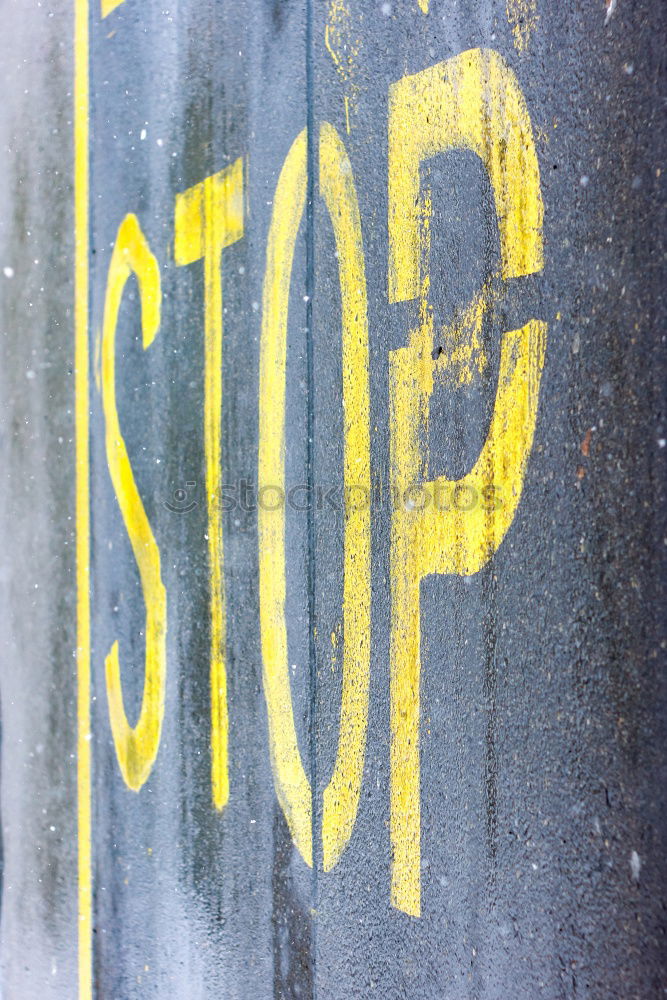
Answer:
259, 129, 311, 862
101, 214, 167, 792
320, 122, 371, 870
100, 0, 126, 18
417, 185, 491, 388
325, 0, 360, 133
74, 0, 91, 985
435, 284, 491, 387
388, 48, 547, 916
325, 0, 356, 79
389, 50, 543, 303
174, 160, 244, 812
259, 124, 370, 871
418, 0, 430, 12
506, 0, 538, 53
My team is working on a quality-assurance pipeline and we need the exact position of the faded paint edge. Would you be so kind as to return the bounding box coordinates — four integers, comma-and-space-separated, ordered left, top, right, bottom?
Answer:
74, 0, 91, 991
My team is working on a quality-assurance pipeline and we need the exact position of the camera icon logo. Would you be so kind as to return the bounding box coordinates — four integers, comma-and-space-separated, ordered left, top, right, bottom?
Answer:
164, 481, 198, 514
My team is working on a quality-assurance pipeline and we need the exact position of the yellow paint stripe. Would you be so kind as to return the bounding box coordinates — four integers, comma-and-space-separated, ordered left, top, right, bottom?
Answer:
100, 0, 125, 19
174, 162, 245, 812
74, 0, 91, 989
258, 130, 312, 865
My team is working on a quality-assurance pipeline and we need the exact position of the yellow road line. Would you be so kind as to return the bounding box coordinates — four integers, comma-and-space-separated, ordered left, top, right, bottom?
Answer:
74, 0, 91, 990
100, 0, 125, 18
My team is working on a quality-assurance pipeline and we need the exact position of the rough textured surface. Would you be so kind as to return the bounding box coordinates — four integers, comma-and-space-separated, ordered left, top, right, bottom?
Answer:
0, 0, 78, 995
1, 0, 666, 997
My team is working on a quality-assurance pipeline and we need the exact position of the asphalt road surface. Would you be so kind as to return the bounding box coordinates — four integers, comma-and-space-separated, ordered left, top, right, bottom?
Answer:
0, 0, 665, 997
